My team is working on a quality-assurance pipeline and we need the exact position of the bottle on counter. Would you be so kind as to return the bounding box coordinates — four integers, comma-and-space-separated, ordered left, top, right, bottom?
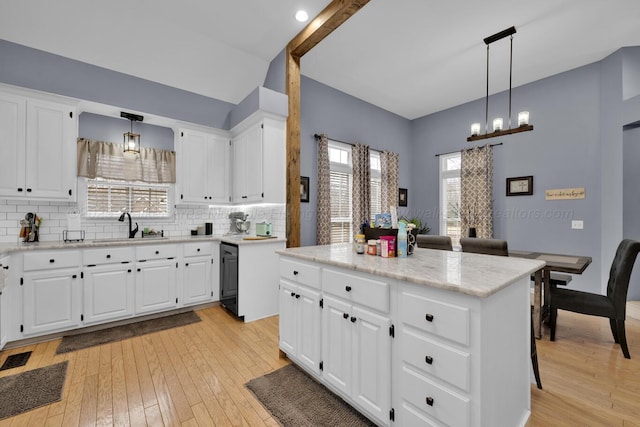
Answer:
355, 234, 366, 254
367, 239, 377, 255
397, 222, 407, 258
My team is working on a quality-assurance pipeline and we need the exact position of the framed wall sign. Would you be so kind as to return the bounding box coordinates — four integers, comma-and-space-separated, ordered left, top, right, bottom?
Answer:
399, 188, 408, 206
506, 176, 533, 196
300, 176, 310, 203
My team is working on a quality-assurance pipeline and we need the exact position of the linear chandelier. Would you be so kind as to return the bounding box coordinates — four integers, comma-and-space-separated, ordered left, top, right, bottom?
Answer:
467, 26, 533, 142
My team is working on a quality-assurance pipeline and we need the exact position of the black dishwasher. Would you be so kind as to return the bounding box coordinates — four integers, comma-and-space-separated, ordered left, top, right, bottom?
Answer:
220, 242, 239, 316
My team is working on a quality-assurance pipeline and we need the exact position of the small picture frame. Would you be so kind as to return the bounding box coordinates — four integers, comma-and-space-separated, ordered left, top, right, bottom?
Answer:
506, 176, 533, 196
398, 188, 408, 207
300, 176, 310, 203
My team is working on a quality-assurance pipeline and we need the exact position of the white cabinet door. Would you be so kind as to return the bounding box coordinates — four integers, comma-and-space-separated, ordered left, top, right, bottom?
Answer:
209, 135, 230, 203
278, 280, 298, 355
179, 129, 210, 203
352, 305, 391, 424
322, 295, 352, 396
297, 283, 322, 375
23, 268, 81, 335
232, 123, 263, 203
25, 99, 76, 200
0, 93, 26, 197
183, 256, 212, 305
83, 265, 135, 325
135, 260, 177, 314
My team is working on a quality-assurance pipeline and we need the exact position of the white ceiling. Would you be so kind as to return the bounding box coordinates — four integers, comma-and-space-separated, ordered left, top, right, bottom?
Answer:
1, 0, 639, 120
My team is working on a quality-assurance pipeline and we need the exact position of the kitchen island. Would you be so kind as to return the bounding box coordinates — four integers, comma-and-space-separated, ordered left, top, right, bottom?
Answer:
277, 243, 545, 427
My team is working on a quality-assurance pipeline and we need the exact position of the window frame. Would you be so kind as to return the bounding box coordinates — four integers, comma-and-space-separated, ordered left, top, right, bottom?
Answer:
439, 152, 461, 247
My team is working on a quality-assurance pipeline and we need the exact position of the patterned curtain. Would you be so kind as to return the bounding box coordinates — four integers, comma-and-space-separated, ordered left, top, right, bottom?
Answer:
380, 151, 399, 212
460, 145, 494, 238
316, 134, 331, 245
351, 144, 371, 237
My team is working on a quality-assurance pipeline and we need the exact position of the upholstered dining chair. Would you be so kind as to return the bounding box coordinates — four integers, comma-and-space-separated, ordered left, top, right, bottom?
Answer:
460, 237, 542, 388
416, 235, 453, 251
549, 239, 640, 359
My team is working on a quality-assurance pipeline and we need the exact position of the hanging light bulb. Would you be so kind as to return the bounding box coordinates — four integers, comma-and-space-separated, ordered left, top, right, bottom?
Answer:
121, 112, 142, 154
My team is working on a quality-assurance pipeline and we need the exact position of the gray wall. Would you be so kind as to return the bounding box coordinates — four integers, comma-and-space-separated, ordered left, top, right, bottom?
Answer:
0, 39, 235, 129
264, 49, 286, 95
623, 126, 640, 299
78, 112, 175, 151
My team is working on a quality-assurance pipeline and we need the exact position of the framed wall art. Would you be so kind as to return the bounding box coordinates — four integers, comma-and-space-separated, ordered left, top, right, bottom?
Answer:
506, 176, 533, 196
300, 176, 310, 203
399, 188, 408, 206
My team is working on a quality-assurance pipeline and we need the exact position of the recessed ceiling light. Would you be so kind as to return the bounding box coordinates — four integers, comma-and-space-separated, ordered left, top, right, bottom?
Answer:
295, 10, 309, 22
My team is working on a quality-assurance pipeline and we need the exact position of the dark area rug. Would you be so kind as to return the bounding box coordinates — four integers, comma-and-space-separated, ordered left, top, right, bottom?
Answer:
56, 311, 201, 354
0, 361, 68, 420
246, 364, 376, 427
0, 351, 32, 371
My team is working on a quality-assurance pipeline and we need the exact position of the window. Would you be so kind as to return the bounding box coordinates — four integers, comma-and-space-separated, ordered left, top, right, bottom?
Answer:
85, 178, 171, 218
328, 141, 382, 244
439, 152, 461, 247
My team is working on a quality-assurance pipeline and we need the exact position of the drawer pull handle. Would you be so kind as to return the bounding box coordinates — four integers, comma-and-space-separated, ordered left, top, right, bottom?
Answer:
155, 251, 160, 255
425, 356, 434, 365
290, 292, 296, 297
197, 248, 200, 252
49, 259, 55, 263
343, 313, 349, 319
106, 254, 111, 259
345, 286, 352, 292
185, 263, 189, 266
425, 313, 434, 322
350, 316, 357, 323
295, 294, 301, 299
293, 270, 299, 275
426, 397, 434, 406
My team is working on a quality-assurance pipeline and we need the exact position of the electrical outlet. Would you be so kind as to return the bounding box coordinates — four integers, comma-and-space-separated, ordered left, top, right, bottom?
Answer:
571, 220, 584, 230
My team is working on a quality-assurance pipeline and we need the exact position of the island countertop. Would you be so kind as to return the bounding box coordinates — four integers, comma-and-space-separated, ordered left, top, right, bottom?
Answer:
277, 243, 545, 298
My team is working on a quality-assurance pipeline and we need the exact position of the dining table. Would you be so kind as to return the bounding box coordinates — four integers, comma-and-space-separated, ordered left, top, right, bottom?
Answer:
509, 250, 593, 339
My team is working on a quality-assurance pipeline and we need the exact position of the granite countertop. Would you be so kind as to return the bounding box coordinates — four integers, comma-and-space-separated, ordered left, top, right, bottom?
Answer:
277, 243, 545, 298
0, 234, 286, 256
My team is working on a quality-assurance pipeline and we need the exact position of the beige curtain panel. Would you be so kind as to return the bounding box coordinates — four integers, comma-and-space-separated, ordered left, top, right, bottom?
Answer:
460, 144, 494, 239
380, 151, 399, 212
316, 134, 331, 245
77, 138, 176, 184
351, 143, 371, 237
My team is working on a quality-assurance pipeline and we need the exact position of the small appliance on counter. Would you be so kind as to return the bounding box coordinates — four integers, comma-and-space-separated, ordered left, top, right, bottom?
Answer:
228, 212, 250, 235
19, 212, 41, 243
256, 221, 273, 237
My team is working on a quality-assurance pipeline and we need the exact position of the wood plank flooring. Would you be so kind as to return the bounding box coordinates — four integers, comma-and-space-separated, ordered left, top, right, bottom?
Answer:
0, 303, 639, 426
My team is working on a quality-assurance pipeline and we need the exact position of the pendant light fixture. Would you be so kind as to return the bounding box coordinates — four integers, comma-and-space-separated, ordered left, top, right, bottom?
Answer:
121, 111, 143, 154
467, 26, 533, 142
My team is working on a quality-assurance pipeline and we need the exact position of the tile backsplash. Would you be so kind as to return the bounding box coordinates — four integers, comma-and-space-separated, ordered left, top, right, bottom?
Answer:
0, 199, 286, 243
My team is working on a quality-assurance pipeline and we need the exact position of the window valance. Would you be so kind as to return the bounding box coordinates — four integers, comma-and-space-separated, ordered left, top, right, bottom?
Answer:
77, 138, 176, 184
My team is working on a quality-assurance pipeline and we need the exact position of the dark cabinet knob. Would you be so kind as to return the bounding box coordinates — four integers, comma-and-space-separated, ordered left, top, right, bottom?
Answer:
155, 251, 159, 255
185, 263, 189, 267
345, 286, 352, 292
425, 313, 434, 322
343, 313, 349, 319
197, 248, 200, 252
106, 254, 111, 259
291, 292, 296, 297
425, 356, 434, 365
26, 188, 32, 192
293, 270, 299, 275
295, 294, 301, 299
17, 188, 23, 192
426, 397, 434, 406
49, 259, 55, 263
204, 196, 207, 200
350, 316, 357, 323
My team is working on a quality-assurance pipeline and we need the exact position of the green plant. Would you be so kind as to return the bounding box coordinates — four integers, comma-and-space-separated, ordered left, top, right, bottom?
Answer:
399, 217, 431, 234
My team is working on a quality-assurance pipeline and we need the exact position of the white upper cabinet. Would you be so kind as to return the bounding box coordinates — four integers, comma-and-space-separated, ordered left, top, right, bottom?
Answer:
230, 112, 286, 204
177, 128, 230, 204
0, 88, 77, 201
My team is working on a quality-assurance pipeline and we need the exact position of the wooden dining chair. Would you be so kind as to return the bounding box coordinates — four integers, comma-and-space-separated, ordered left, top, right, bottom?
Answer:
460, 237, 542, 388
416, 235, 453, 251
549, 239, 640, 359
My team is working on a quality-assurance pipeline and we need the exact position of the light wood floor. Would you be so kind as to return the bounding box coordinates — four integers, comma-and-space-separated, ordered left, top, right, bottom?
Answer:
0, 304, 639, 426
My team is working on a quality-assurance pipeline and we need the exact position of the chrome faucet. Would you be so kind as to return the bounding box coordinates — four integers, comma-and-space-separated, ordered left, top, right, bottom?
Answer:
118, 212, 139, 238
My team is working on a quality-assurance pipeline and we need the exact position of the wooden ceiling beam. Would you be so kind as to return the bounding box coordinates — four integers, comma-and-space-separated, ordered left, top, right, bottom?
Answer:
285, 0, 370, 248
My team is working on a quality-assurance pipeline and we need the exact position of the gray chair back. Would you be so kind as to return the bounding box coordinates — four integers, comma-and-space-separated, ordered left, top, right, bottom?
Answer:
416, 235, 453, 251
460, 238, 508, 257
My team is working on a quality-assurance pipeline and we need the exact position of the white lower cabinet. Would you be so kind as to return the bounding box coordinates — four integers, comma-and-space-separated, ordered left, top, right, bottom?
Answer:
279, 279, 322, 375
135, 259, 178, 315
322, 294, 391, 426
83, 264, 135, 325
182, 242, 216, 306
22, 267, 82, 336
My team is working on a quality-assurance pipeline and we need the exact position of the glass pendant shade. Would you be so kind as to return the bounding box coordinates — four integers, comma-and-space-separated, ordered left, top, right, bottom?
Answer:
123, 131, 140, 154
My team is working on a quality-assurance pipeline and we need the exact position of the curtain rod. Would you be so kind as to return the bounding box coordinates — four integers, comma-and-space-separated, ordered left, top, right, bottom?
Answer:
314, 133, 387, 153
434, 142, 503, 157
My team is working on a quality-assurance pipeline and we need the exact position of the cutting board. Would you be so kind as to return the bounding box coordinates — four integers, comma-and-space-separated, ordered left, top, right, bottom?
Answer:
242, 236, 277, 240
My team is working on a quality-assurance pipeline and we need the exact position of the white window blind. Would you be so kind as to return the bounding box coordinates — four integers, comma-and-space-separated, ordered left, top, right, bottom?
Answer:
440, 152, 462, 246
86, 180, 170, 218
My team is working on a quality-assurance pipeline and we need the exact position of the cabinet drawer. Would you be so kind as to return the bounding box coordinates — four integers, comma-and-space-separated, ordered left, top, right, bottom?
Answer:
401, 366, 470, 427
184, 242, 212, 257
322, 268, 389, 313
136, 244, 178, 261
23, 250, 81, 271
400, 290, 469, 346
402, 328, 470, 392
280, 258, 321, 289
84, 247, 135, 266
